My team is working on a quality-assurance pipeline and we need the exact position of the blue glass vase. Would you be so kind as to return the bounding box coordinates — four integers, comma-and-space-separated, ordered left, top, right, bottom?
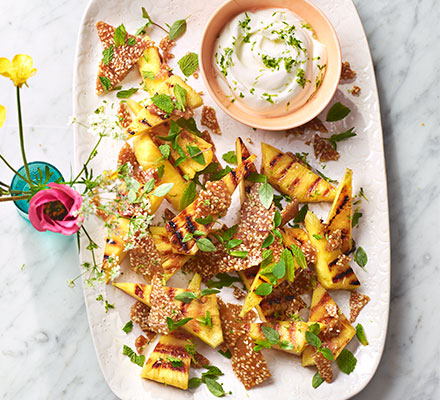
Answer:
10, 161, 64, 221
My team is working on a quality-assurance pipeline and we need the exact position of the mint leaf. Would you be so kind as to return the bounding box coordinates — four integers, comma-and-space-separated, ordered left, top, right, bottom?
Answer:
197, 237, 217, 252
261, 325, 280, 344
255, 282, 273, 296
230, 250, 248, 258
159, 144, 171, 159
178, 52, 199, 77
312, 371, 325, 389
352, 210, 363, 227
327, 127, 357, 149
122, 345, 145, 367
337, 349, 357, 374
281, 248, 295, 281
308, 323, 321, 335
273, 209, 281, 228
326, 102, 351, 122
102, 45, 114, 65
166, 317, 193, 331
188, 377, 202, 388
272, 259, 286, 279
200, 288, 220, 296
305, 331, 321, 348
187, 145, 205, 165
356, 323, 368, 346
247, 172, 267, 183
142, 70, 155, 80
206, 273, 241, 289
320, 347, 334, 361
114, 24, 127, 47
116, 88, 139, 98
174, 291, 198, 304
151, 93, 175, 114
99, 76, 112, 92
204, 377, 226, 397
168, 19, 187, 41
143, 178, 155, 194
293, 204, 308, 223
174, 84, 187, 111
262, 233, 274, 248
259, 181, 273, 209
218, 349, 232, 359
195, 215, 213, 225
122, 321, 133, 333
180, 181, 197, 209
222, 151, 237, 164
167, 356, 183, 367
355, 246, 368, 270
313, 234, 323, 240
152, 182, 173, 197
126, 37, 136, 46
290, 244, 307, 270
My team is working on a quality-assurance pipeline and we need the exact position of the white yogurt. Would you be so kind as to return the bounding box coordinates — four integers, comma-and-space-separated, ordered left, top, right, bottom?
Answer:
214, 8, 327, 115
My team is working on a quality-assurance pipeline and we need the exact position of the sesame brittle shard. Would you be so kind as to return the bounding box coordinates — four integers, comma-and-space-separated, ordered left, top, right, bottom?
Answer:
112, 281, 223, 347
96, 21, 151, 95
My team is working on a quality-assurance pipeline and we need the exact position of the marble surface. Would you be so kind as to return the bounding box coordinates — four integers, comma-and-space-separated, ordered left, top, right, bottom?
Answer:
0, 0, 438, 399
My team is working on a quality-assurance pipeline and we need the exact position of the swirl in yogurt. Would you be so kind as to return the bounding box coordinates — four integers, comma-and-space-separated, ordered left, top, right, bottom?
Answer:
214, 9, 327, 115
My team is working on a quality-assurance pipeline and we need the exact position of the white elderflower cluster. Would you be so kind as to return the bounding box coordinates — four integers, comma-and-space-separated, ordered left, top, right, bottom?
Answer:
87, 101, 126, 140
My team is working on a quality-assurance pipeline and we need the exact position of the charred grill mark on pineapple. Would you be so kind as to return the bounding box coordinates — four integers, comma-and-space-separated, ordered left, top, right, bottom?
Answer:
311, 291, 332, 315
185, 215, 196, 233
288, 177, 300, 191
326, 195, 349, 226
306, 177, 321, 196
332, 267, 356, 283
135, 284, 146, 299
141, 118, 152, 126
278, 160, 295, 180
269, 152, 283, 167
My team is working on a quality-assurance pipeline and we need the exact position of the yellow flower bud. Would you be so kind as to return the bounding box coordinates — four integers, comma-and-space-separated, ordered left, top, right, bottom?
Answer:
0, 54, 37, 87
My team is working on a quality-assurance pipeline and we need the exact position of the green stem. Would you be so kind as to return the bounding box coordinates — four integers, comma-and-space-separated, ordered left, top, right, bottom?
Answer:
0, 154, 32, 184
69, 135, 103, 185
16, 86, 32, 184
0, 194, 30, 202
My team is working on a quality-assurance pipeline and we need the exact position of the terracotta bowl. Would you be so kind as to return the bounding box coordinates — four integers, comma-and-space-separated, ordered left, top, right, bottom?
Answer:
199, 0, 342, 131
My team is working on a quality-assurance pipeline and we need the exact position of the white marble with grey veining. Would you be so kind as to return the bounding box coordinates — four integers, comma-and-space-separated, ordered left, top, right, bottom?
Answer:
0, 0, 438, 399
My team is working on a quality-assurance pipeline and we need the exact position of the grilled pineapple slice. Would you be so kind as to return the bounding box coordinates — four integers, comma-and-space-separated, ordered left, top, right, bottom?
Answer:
133, 132, 188, 210
281, 227, 314, 278
150, 121, 213, 179
324, 168, 353, 253
150, 226, 190, 280
235, 137, 258, 203
166, 155, 256, 255
302, 283, 355, 366
248, 321, 324, 355
127, 76, 203, 138
261, 143, 336, 203
187, 273, 202, 291
239, 267, 266, 321
141, 331, 192, 389
138, 39, 170, 95
305, 210, 360, 290
101, 216, 130, 282
113, 282, 223, 348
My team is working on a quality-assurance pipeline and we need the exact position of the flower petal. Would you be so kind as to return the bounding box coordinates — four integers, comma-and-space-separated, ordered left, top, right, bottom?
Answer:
0, 57, 12, 79
11, 54, 37, 87
0, 105, 5, 128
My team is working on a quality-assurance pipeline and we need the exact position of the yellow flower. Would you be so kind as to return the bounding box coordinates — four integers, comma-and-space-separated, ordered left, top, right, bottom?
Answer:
0, 105, 5, 128
0, 54, 37, 87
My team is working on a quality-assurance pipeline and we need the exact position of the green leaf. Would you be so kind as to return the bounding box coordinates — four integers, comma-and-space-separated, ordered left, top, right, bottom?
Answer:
222, 151, 237, 164
102, 45, 114, 65
204, 377, 226, 397
178, 52, 199, 77
255, 282, 273, 296
174, 84, 187, 111
279, 340, 294, 350
210, 166, 232, 181
247, 172, 267, 183
259, 181, 273, 209
308, 322, 321, 336
152, 182, 173, 197
122, 345, 145, 367
168, 19, 187, 41
141, 7, 152, 22
356, 323, 368, 346
202, 365, 224, 378
200, 288, 220, 296
262, 233, 274, 248
206, 273, 241, 289
197, 237, 217, 252
272, 259, 286, 279
195, 215, 213, 225
116, 88, 139, 98
273, 209, 281, 228
305, 331, 322, 348
166, 316, 193, 331
126, 37, 136, 46
354, 246, 368, 270
122, 320, 133, 333
174, 291, 198, 304
326, 101, 351, 122
176, 117, 202, 135
313, 234, 323, 240
167, 356, 183, 367
159, 144, 171, 159
352, 211, 363, 227
261, 325, 280, 344
142, 70, 155, 80
290, 244, 307, 270
253, 339, 272, 352
151, 93, 175, 114
327, 127, 357, 149
229, 250, 248, 258
320, 347, 334, 361
99, 76, 112, 92
337, 349, 357, 374
221, 225, 238, 242
114, 24, 127, 47
226, 239, 242, 250
180, 181, 197, 209
218, 349, 232, 359
197, 310, 212, 328
281, 248, 295, 281
157, 164, 164, 179
293, 204, 308, 223
188, 377, 202, 388
143, 178, 155, 194
187, 145, 205, 165
312, 371, 325, 389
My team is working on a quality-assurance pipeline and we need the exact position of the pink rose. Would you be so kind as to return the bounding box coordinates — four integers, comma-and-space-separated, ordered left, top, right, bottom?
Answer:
28, 182, 83, 235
